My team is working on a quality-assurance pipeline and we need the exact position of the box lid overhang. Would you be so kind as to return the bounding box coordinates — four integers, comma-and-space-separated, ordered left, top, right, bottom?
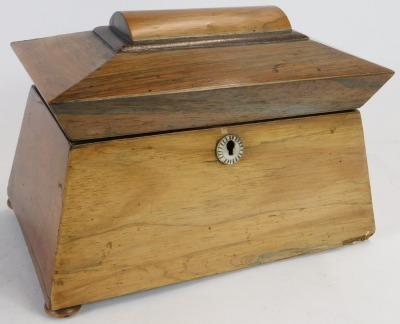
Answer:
11, 6, 394, 141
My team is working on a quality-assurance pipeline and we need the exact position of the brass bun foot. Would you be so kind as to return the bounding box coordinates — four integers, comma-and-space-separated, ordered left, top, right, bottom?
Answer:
44, 304, 81, 318
7, 199, 13, 210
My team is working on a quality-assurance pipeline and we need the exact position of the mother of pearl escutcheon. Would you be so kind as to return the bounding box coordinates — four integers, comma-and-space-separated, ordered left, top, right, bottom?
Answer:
216, 134, 244, 165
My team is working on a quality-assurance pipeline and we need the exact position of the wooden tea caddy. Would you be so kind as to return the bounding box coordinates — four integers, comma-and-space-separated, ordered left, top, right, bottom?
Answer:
8, 6, 393, 317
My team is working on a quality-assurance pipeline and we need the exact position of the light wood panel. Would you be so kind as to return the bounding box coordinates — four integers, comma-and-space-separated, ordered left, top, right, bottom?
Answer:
7, 87, 71, 309
110, 6, 291, 42
50, 111, 374, 310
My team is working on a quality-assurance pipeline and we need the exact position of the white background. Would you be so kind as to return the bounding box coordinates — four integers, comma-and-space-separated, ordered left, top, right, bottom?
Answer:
0, 1, 399, 323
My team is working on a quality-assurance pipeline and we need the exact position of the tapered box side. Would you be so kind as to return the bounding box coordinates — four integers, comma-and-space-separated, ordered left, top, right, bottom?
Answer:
50, 111, 375, 310
7, 87, 71, 309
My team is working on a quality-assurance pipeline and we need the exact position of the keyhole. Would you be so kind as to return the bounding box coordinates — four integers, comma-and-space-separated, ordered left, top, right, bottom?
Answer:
216, 135, 244, 165
226, 140, 235, 156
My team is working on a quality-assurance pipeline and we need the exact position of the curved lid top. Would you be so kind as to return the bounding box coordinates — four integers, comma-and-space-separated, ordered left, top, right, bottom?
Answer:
110, 6, 291, 42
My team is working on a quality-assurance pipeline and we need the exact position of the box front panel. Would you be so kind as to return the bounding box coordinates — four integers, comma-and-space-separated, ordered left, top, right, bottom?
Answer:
52, 111, 374, 309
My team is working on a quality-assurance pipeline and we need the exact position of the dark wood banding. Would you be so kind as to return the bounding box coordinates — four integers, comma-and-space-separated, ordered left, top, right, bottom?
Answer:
52, 74, 392, 141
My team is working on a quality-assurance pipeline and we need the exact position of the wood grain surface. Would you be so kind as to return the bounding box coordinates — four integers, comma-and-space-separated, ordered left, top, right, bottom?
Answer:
52, 40, 393, 104
50, 39, 393, 141
11, 32, 115, 103
53, 73, 391, 141
12, 31, 393, 141
50, 111, 374, 310
110, 6, 291, 42
7, 87, 71, 309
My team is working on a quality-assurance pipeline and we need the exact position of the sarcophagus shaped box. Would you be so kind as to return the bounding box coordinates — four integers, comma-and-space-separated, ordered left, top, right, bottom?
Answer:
7, 6, 393, 317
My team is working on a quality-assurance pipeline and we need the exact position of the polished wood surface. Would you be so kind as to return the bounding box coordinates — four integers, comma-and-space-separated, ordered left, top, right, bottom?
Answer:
54, 73, 390, 141
50, 38, 393, 141
49, 111, 374, 310
110, 6, 291, 42
8, 7, 392, 314
7, 87, 71, 308
11, 32, 115, 104
11, 26, 393, 142
52, 40, 393, 104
